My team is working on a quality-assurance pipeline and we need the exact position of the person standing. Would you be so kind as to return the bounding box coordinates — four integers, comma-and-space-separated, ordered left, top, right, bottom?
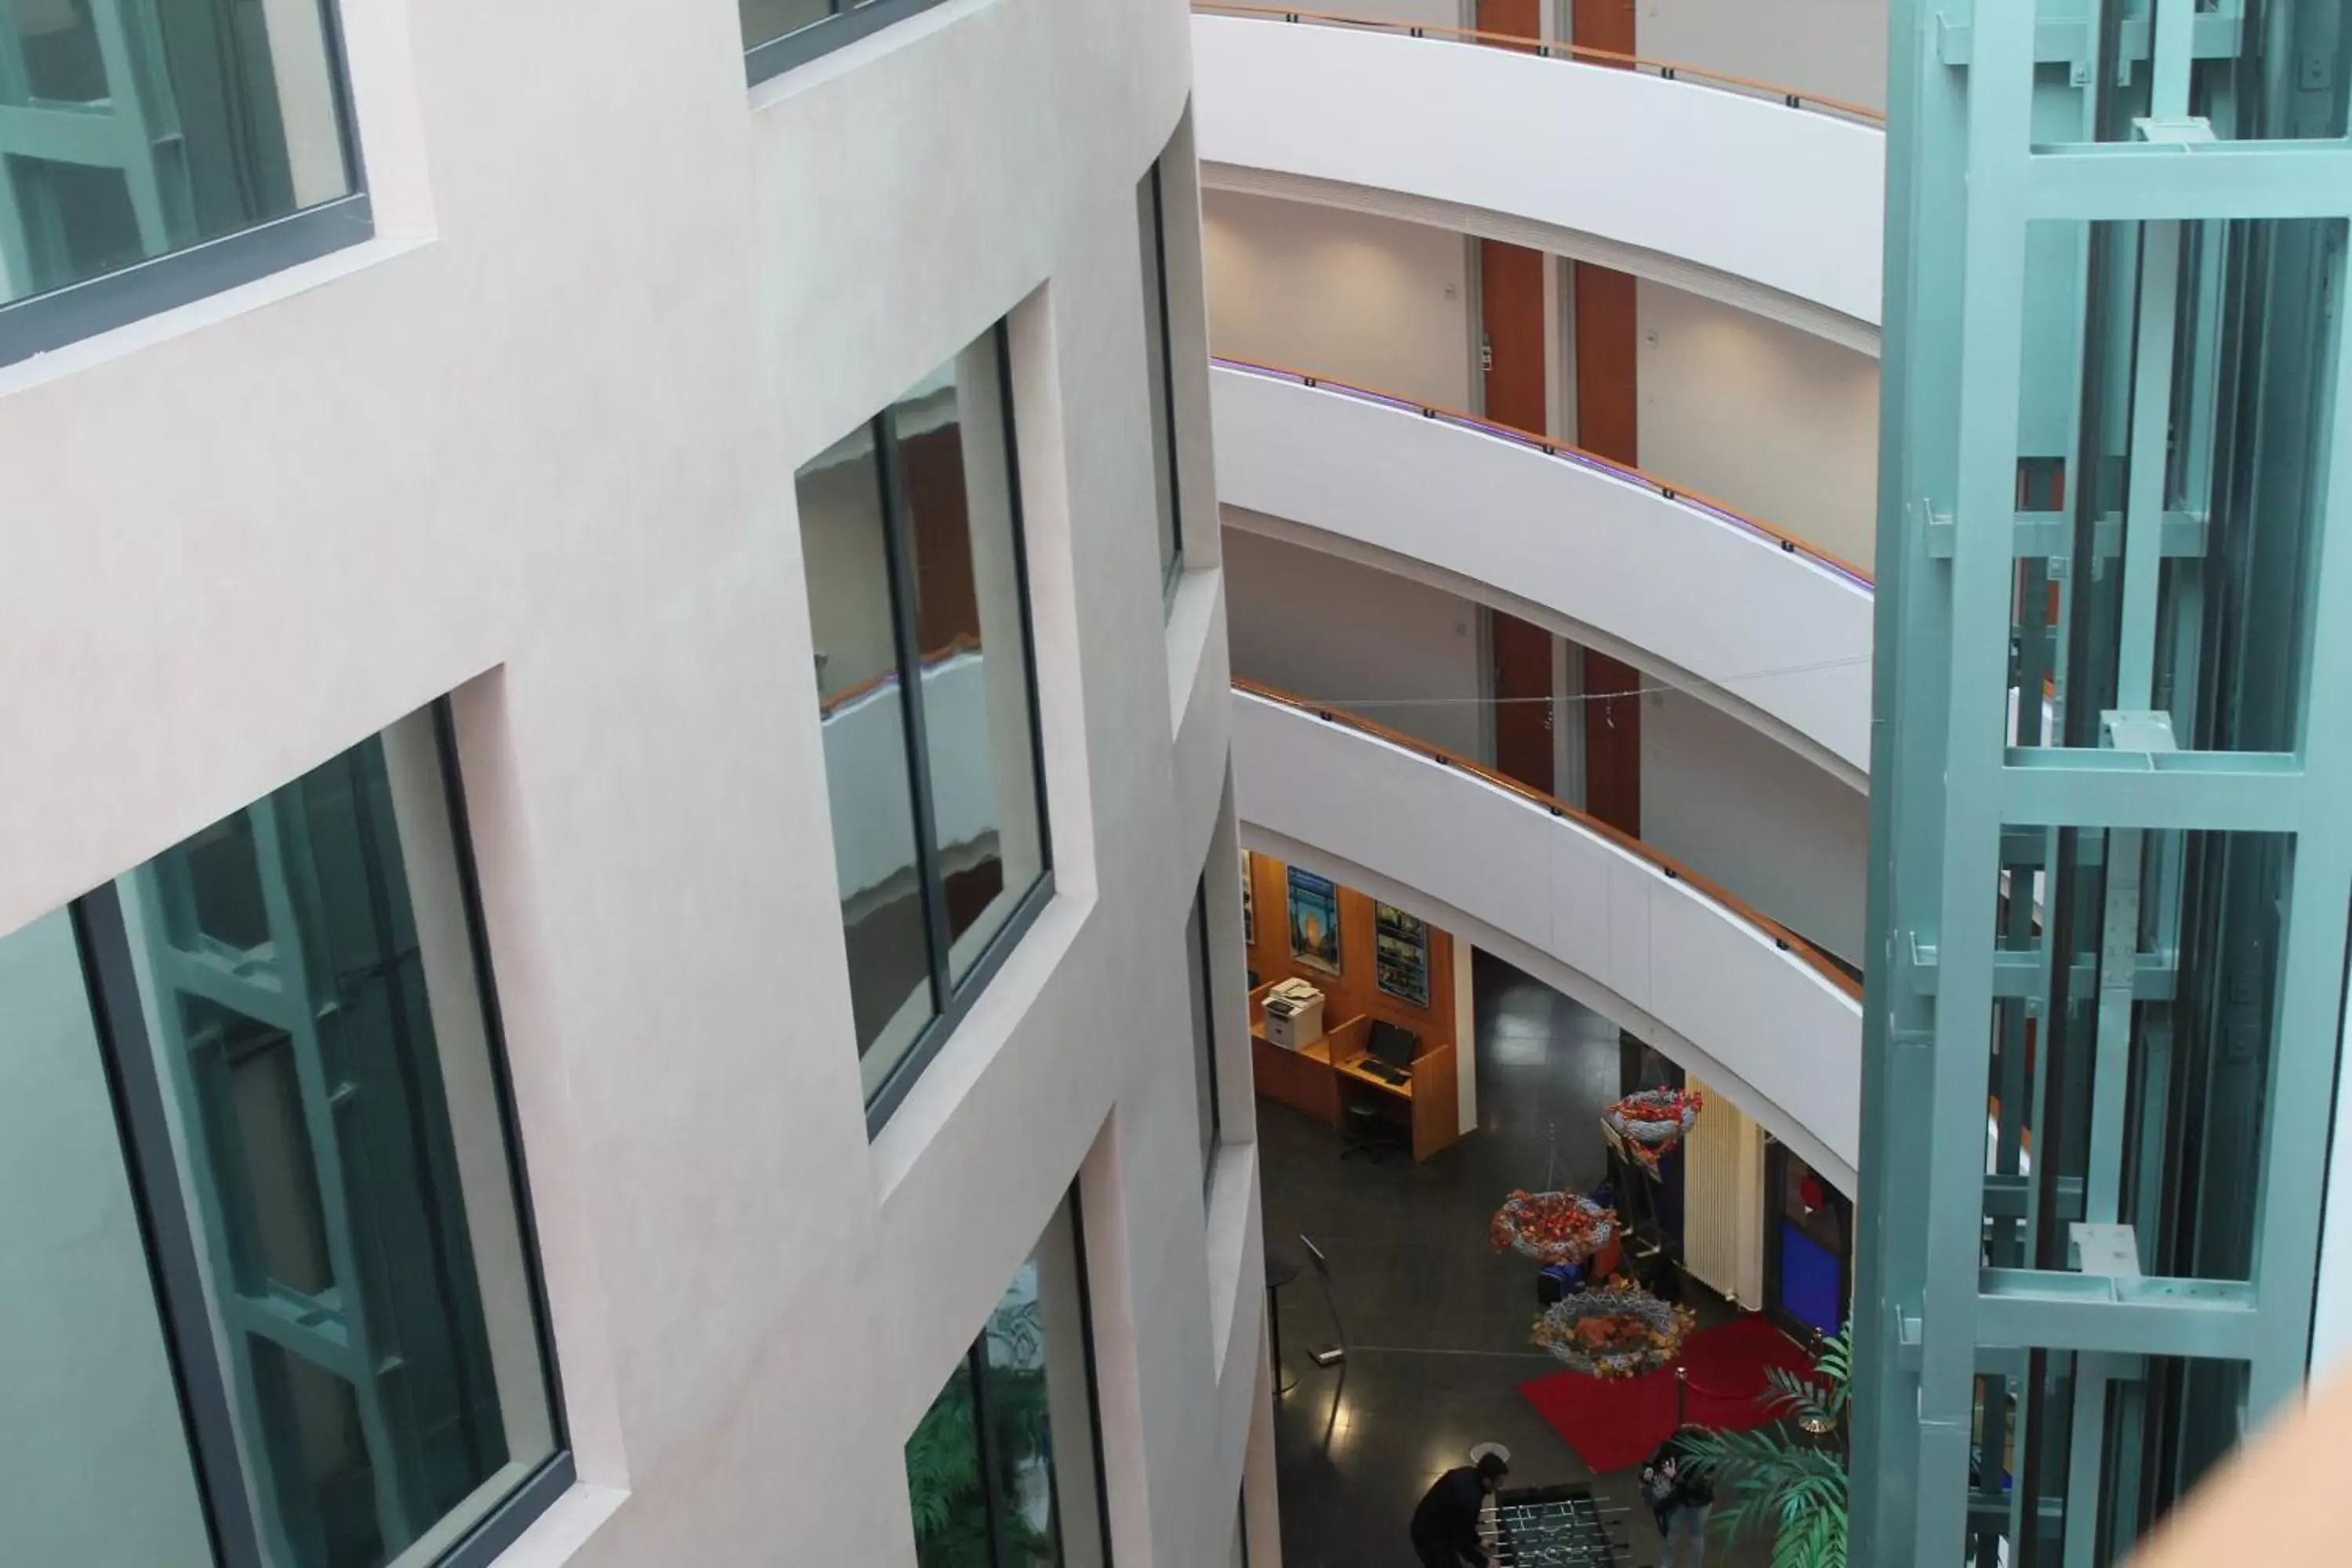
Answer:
1409, 1450, 1509, 1566
1641, 1428, 1717, 1568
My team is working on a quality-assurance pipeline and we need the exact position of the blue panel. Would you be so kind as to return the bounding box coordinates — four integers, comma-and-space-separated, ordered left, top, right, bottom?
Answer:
1778, 1221, 1842, 1338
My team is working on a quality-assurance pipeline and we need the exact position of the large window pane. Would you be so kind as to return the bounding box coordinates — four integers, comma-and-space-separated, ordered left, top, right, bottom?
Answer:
906, 1196, 1109, 1568
797, 319, 1052, 1123
1, 0, 358, 309
0, 910, 212, 1567
1138, 162, 1182, 593
893, 334, 1047, 980
105, 711, 560, 1566
801, 423, 938, 1092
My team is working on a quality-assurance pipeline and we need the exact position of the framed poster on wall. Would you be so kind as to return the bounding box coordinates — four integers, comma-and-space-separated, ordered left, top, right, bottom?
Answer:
1241, 850, 1254, 947
1286, 868, 1341, 975
1374, 902, 1430, 1007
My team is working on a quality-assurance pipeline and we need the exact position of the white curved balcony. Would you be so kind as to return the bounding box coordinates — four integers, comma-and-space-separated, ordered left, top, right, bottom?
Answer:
1190, 9, 1886, 350
1214, 358, 1875, 788
1233, 681, 1861, 1189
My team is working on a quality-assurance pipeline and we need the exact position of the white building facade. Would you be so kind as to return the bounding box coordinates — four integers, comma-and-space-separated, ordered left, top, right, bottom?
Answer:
0, 0, 1274, 1564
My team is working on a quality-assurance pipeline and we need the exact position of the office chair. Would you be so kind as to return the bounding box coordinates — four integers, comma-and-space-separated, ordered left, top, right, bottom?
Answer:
1339, 1088, 1400, 1163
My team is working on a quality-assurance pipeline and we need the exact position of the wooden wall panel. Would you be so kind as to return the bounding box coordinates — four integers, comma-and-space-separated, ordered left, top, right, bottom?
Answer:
1581, 650, 1642, 837
1490, 609, 1555, 794
899, 425, 980, 648
1243, 851, 1457, 1050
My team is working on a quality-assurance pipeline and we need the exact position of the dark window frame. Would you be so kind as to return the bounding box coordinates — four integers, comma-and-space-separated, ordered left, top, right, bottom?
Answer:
833, 320, 1056, 1135
743, 0, 955, 86
1190, 876, 1221, 1189
920, 1189, 1115, 1568
0, 0, 374, 368
1142, 159, 1185, 603
66, 699, 571, 1568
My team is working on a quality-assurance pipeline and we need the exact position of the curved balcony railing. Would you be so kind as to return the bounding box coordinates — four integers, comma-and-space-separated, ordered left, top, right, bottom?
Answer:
1192, 9, 1885, 340
1217, 355, 1874, 590
1232, 678, 1863, 1182
1192, 2, 1884, 126
1237, 676, 1861, 1001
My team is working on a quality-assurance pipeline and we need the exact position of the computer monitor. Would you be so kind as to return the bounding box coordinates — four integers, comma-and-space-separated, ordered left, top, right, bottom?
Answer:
1368, 1020, 1419, 1069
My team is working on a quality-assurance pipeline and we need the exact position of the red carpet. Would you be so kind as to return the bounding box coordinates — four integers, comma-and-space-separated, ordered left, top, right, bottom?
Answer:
1518, 1315, 1815, 1474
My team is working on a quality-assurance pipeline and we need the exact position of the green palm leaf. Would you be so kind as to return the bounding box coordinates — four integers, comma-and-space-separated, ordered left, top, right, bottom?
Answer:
1671, 1320, 1852, 1568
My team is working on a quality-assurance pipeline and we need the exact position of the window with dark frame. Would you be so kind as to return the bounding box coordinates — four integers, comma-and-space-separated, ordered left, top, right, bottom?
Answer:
796, 320, 1053, 1131
1138, 158, 1184, 600
904, 1192, 1114, 1568
740, 0, 956, 85
1187, 877, 1221, 1186
0, 0, 374, 366
0, 703, 568, 1568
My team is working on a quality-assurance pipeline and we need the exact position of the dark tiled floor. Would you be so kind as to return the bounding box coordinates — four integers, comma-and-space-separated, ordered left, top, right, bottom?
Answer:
1261, 953, 1768, 1568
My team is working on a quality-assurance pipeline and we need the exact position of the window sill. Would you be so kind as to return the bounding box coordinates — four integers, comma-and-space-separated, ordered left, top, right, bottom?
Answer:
466, 1476, 627, 1568
0, 194, 376, 373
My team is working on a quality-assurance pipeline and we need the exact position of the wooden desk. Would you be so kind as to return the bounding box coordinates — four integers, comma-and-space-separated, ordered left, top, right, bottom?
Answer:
1251, 1009, 1462, 1162
1253, 1029, 1339, 1124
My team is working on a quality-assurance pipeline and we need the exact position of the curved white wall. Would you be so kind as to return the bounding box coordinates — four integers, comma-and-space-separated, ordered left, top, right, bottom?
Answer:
1232, 690, 1861, 1191
1213, 361, 1874, 786
1191, 15, 1885, 344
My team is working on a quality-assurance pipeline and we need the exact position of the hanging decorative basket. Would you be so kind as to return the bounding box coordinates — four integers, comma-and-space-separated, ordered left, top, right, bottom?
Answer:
1603, 1087, 1704, 1170
1530, 1280, 1695, 1377
1489, 1189, 1617, 1266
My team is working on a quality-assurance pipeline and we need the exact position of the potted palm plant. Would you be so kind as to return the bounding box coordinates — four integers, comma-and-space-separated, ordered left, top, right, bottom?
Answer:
1674, 1322, 1851, 1568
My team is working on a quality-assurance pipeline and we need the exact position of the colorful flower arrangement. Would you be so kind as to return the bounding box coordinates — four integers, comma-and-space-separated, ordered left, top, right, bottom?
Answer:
1489, 1189, 1617, 1265
1603, 1087, 1705, 1170
1530, 1279, 1695, 1377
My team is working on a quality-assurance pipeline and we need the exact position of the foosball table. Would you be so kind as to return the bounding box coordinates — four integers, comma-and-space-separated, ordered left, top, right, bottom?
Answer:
1480, 1483, 1627, 1566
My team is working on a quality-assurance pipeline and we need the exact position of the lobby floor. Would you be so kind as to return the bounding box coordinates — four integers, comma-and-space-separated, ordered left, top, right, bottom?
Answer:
1259, 953, 1771, 1568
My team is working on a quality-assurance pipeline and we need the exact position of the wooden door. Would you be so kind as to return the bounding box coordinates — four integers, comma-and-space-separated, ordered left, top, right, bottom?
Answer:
1572, 263, 1639, 466
1571, 254, 1642, 835
1477, 0, 1542, 47
1582, 650, 1642, 836
1491, 610, 1555, 794
1570, 0, 1635, 56
1480, 239, 1547, 434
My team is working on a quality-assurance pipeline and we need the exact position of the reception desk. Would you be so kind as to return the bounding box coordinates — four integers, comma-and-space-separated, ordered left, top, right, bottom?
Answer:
1250, 986, 1462, 1162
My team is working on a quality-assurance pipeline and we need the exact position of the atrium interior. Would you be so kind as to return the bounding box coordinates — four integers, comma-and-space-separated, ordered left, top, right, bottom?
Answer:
2, 2, 2348, 1566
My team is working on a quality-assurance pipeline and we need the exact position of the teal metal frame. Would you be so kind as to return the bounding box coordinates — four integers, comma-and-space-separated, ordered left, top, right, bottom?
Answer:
1857, 1, 2352, 1562
0, 0, 370, 365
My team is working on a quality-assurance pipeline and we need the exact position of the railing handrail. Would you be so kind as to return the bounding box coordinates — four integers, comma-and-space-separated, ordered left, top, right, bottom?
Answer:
1192, 2, 1886, 126
1214, 356, 1876, 590
1236, 677, 1865, 1000
818, 633, 982, 717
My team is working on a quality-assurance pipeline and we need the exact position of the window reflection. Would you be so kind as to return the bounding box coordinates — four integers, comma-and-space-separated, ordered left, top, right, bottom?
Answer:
797, 321, 1051, 1121
802, 423, 938, 1084
894, 337, 1046, 980
0, 912, 212, 1564
118, 715, 559, 1566
1, 0, 358, 310
906, 1196, 1108, 1568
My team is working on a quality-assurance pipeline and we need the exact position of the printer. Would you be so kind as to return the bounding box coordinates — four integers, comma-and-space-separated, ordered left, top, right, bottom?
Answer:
1261, 978, 1327, 1051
